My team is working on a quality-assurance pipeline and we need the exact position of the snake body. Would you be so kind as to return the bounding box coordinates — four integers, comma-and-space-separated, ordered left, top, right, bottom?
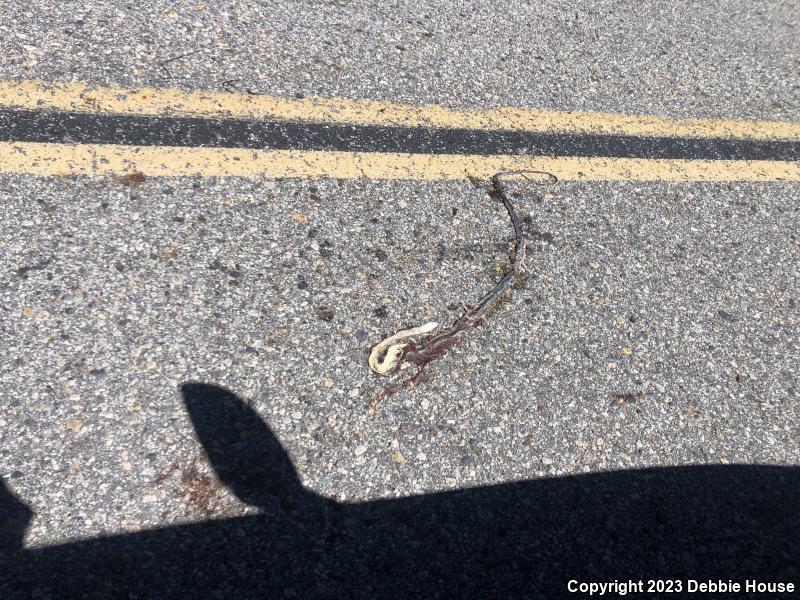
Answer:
368, 322, 438, 374
368, 172, 546, 378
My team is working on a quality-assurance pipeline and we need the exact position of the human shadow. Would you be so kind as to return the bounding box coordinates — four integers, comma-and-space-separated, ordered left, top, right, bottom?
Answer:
1, 382, 798, 598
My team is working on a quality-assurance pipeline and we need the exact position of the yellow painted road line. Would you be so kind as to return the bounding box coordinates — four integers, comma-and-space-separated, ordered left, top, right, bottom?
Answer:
1, 142, 798, 182
1, 80, 798, 181
2, 79, 799, 142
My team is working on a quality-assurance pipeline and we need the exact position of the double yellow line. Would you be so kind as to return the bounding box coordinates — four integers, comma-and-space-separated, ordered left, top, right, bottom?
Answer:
0, 79, 798, 182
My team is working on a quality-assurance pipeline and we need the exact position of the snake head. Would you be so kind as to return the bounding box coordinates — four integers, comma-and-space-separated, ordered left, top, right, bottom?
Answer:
368, 322, 438, 375
369, 342, 409, 375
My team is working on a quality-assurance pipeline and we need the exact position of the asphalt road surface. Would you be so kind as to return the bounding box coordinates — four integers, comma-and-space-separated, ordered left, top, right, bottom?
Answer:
0, 1, 798, 598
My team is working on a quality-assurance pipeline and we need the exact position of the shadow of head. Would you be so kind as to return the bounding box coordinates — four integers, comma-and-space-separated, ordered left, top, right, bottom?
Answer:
180, 382, 311, 511
0, 478, 32, 553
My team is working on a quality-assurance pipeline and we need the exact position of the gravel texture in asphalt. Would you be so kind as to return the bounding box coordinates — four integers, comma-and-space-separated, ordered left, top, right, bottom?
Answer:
2, 174, 797, 547
0, 1, 798, 588
1, 0, 798, 121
